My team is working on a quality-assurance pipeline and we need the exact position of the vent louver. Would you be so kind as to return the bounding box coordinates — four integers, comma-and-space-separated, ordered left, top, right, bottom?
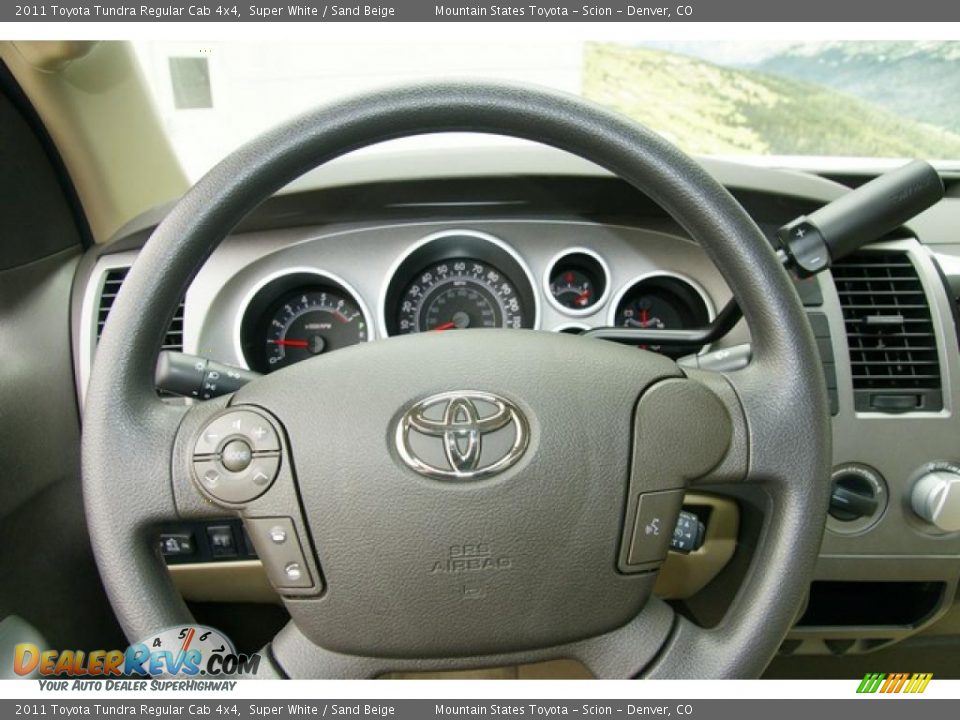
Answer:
96, 266, 185, 352
833, 251, 942, 413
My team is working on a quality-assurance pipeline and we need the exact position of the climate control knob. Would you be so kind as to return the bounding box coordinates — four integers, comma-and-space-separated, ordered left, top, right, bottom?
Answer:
911, 465, 960, 533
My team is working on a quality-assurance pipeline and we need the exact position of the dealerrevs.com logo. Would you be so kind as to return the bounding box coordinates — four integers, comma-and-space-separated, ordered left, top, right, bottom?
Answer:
857, 673, 934, 694
14, 625, 260, 682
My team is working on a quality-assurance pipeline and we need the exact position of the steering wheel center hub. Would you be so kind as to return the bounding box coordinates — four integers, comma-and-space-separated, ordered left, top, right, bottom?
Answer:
231, 330, 680, 657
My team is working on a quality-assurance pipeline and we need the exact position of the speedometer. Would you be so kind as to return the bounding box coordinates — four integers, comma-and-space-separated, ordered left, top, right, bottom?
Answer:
395, 259, 526, 334
382, 230, 539, 337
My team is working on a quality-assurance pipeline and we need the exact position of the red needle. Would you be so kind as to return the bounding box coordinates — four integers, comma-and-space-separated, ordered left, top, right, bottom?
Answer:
432, 321, 456, 332
180, 627, 195, 653
268, 339, 309, 348
575, 290, 591, 306
640, 309, 649, 327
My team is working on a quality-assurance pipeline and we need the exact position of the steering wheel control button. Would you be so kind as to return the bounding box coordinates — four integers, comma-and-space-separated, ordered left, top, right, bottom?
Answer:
191, 409, 283, 505
249, 457, 280, 486
244, 517, 318, 591
220, 439, 253, 472
206, 525, 239, 558
269, 526, 288, 544
192, 455, 280, 505
623, 490, 685, 570
158, 533, 195, 558
193, 409, 281, 456
284, 563, 303, 582
200, 465, 221, 489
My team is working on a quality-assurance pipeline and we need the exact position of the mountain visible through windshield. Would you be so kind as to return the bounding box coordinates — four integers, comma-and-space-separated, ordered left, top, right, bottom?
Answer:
589, 41, 960, 160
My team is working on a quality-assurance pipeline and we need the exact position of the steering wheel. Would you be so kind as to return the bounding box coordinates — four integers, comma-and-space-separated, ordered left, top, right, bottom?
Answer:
82, 82, 830, 679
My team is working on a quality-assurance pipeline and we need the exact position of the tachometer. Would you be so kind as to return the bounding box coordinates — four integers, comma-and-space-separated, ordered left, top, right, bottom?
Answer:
265, 289, 368, 369
395, 258, 526, 334
240, 271, 371, 373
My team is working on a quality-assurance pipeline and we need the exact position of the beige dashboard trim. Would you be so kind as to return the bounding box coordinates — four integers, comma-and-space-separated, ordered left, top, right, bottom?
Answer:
380, 659, 593, 680
169, 560, 279, 605
169, 492, 737, 607
0, 41, 187, 242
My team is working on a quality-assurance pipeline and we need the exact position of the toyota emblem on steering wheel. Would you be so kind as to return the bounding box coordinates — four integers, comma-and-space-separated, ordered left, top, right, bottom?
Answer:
396, 391, 529, 480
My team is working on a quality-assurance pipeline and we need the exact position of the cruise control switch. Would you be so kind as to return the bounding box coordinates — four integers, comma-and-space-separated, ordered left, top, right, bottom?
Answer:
778, 160, 944, 277
670, 510, 706, 554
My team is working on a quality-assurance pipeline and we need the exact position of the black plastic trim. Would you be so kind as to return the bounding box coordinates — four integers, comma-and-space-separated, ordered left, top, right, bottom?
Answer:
0, 59, 93, 250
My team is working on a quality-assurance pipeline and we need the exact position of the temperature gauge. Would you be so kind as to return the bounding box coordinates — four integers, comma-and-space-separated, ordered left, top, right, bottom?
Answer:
611, 274, 711, 358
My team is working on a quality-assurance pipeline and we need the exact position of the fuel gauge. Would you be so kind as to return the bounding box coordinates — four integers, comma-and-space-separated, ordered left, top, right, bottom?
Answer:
545, 250, 610, 316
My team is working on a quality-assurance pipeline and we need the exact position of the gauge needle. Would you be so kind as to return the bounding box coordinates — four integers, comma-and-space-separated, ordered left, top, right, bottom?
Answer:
268, 339, 310, 348
575, 290, 591, 306
432, 321, 457, 332
638, 309, 651, 350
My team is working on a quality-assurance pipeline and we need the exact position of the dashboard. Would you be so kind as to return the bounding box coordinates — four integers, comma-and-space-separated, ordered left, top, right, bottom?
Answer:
71, 148, 960, 658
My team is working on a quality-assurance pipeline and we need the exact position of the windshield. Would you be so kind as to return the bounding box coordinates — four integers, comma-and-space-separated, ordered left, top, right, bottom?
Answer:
133, 40, 960, 182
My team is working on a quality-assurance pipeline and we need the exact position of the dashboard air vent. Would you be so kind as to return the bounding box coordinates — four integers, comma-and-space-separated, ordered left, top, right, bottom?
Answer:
832, 251, 942, 413
96, 267, 185, 352
954, 293, 960, 350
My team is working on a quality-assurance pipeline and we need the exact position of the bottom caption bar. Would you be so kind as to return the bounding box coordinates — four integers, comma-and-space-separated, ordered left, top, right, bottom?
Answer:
3, 700, 957, 719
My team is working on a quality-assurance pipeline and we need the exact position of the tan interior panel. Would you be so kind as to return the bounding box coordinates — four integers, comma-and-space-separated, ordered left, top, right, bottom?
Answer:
170, 560, 279, 604
11, 41, 97, 72
380, 659, 593, 680
0, 41, 187, 242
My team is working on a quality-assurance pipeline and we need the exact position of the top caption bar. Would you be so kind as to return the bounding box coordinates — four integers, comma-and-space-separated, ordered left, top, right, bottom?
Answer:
6, 0, 960, 22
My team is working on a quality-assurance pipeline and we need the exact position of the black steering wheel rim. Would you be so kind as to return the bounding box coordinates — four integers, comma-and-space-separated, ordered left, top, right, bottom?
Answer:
82, 81, 830, 678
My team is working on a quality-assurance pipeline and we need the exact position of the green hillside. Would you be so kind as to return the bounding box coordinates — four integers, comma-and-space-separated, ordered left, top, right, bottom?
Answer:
756, 42, 960, 135
582, 43, 960, 160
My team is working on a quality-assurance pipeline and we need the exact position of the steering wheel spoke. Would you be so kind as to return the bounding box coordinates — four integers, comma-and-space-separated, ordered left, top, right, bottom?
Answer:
642, 356, 830, 677
720, 356, 831, 489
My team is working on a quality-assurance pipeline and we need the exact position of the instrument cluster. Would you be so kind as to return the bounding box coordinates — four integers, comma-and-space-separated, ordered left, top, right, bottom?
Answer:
238, 229, 712, 373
